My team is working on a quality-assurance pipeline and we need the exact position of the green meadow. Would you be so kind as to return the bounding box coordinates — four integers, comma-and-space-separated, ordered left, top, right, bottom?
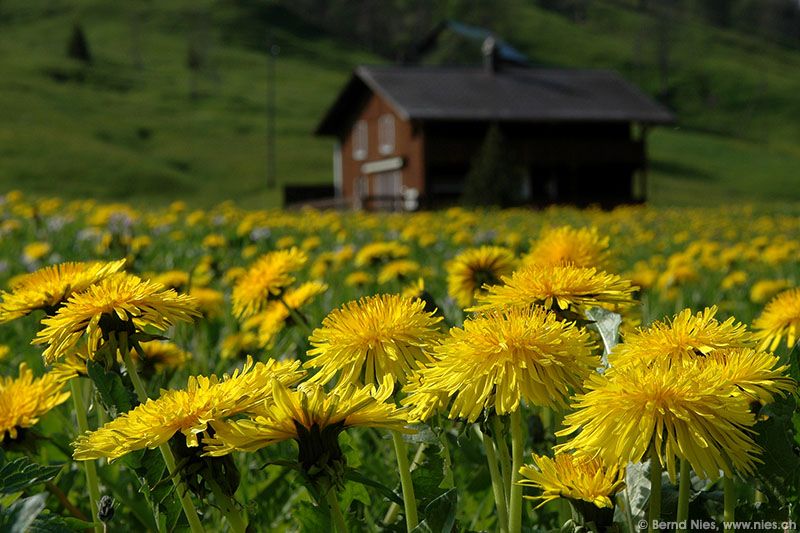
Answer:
1, 0, 799, 207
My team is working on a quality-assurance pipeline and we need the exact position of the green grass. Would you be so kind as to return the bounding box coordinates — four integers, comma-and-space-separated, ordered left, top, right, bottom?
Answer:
1, 0, 800, 207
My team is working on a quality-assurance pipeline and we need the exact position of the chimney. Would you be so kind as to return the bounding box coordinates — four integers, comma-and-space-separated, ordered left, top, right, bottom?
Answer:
482, 36, 499, 74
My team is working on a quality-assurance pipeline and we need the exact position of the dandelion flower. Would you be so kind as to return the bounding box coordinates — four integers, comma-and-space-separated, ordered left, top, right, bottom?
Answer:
354, 241, 410, 267
248, 281, 327, 348
73, 357, 304, 461
447, 246, 517, 308
1, 363, 70, 441
753, 288, 800, 351
405, 307, 597, 422
470, 264, 637, 315
232, 248, 307, 319
34, 273, 200, 364
610, 306, 753, 369
305, 294, 443, 388
523, 226, 609, 269
204, 377, 408, 491
518, 453, 624, 509
0, 259, 126, 322
557, 360, 760, 481
377, 260, 420, 284
700, 347, 794, 405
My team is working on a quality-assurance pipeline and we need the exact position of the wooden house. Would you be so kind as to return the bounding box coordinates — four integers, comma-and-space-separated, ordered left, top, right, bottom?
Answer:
315, 56, 674, 210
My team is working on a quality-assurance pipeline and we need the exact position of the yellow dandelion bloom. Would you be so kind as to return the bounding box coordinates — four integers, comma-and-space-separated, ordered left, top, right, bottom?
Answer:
557, 360, 760, 481
523, 226, 609, 269
0, 259, 126, 322
73, 357, 305, 461
232, 248, 307, 319
610, 306, 752, 369
253, 281, 328, 348
34, 273, 200, 364
22, 242, 52, 263
204, 376, 408, 456
143, 270, 190, 291
306, 294, 443, 388
354, 241, 410, 267
447, 245, 517, 308
189, 287, 225, 318
404, 307, 596, 422
753, 288, 800, 351
220, 332, 260, 360
750, 279, 792, 305
377, 260, 420, 284
1, 363, 70, 441
518, 453, 624, 509
470, 264, 637, 315
699, 347, 794, 405
129, 340, 191, 373
344, 271, 373, 288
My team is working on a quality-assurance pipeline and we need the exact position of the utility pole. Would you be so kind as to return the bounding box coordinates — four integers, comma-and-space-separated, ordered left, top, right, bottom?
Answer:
267, 40, 279, 190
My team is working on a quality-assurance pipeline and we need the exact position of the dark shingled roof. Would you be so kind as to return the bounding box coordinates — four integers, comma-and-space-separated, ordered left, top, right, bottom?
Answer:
316, 65, 675, 135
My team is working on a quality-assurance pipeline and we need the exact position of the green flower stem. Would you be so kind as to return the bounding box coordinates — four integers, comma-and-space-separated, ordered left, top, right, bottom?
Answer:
648, 450, 662, 533
278, 295, 313, 338
676, 459, 690, 532
207, 477, 247, 533
724, 475, 735, 533
492, 416, 512, 506
508, 408, 525, 533
70, 378, 103, 533
391, 430, 419, 532
325, 487, 348, 533
480, 427, 509, 533
122, 339, 206, 533
383, 442, 427, 525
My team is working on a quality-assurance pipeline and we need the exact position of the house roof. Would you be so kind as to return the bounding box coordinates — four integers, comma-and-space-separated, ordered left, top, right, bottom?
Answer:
315, 65, 675, 135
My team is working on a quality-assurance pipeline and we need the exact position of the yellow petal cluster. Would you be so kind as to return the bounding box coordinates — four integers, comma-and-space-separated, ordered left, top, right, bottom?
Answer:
204, 376, 408, 456
518, 453, 624, 509
523, 226, 609, 269
0, 259, 126, 322
34, 273, 200, 363
232, 247, 307, 319
447, 245, 517, 308
470, 264, 637, 314
404, 307, 597, 422
73, 357, 304, 460
753, 288, 800, 351
305, 294, 443, 387
0, 363, 70, 441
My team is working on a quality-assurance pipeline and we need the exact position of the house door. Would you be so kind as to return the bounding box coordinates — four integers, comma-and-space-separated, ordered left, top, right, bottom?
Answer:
371, 171, 402, 210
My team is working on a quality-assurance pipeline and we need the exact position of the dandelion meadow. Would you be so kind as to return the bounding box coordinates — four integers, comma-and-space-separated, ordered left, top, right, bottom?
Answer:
1, 192, 799, 532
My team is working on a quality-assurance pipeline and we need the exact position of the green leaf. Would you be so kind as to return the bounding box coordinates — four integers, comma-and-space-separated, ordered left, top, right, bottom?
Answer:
752, 393, 800, 506
413, 488, 457, 533
0, 493, 47, 533
0, 456, 63, 494
86, 360, 136, 419
295, 500, 332, 533
28, 513, 89, 532
342, 468, 403, 505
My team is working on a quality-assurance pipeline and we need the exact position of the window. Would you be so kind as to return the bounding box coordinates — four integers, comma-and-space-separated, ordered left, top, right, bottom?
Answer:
352, 120, 368, 160
378, 114, 395, 155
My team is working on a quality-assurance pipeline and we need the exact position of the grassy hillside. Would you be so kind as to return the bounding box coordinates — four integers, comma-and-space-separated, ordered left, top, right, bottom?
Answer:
0, 0, 799, 207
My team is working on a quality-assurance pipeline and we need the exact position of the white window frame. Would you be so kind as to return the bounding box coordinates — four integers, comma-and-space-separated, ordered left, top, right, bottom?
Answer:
378, 114, 395, 155
352, 120, 368, 161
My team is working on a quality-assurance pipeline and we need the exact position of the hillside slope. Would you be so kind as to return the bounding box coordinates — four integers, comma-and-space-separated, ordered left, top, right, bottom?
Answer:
0, 0, 799, 207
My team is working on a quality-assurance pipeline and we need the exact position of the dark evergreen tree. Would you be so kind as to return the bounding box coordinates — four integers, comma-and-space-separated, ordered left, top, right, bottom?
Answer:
461, 124, 523, 208
67, 23, 92, 64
